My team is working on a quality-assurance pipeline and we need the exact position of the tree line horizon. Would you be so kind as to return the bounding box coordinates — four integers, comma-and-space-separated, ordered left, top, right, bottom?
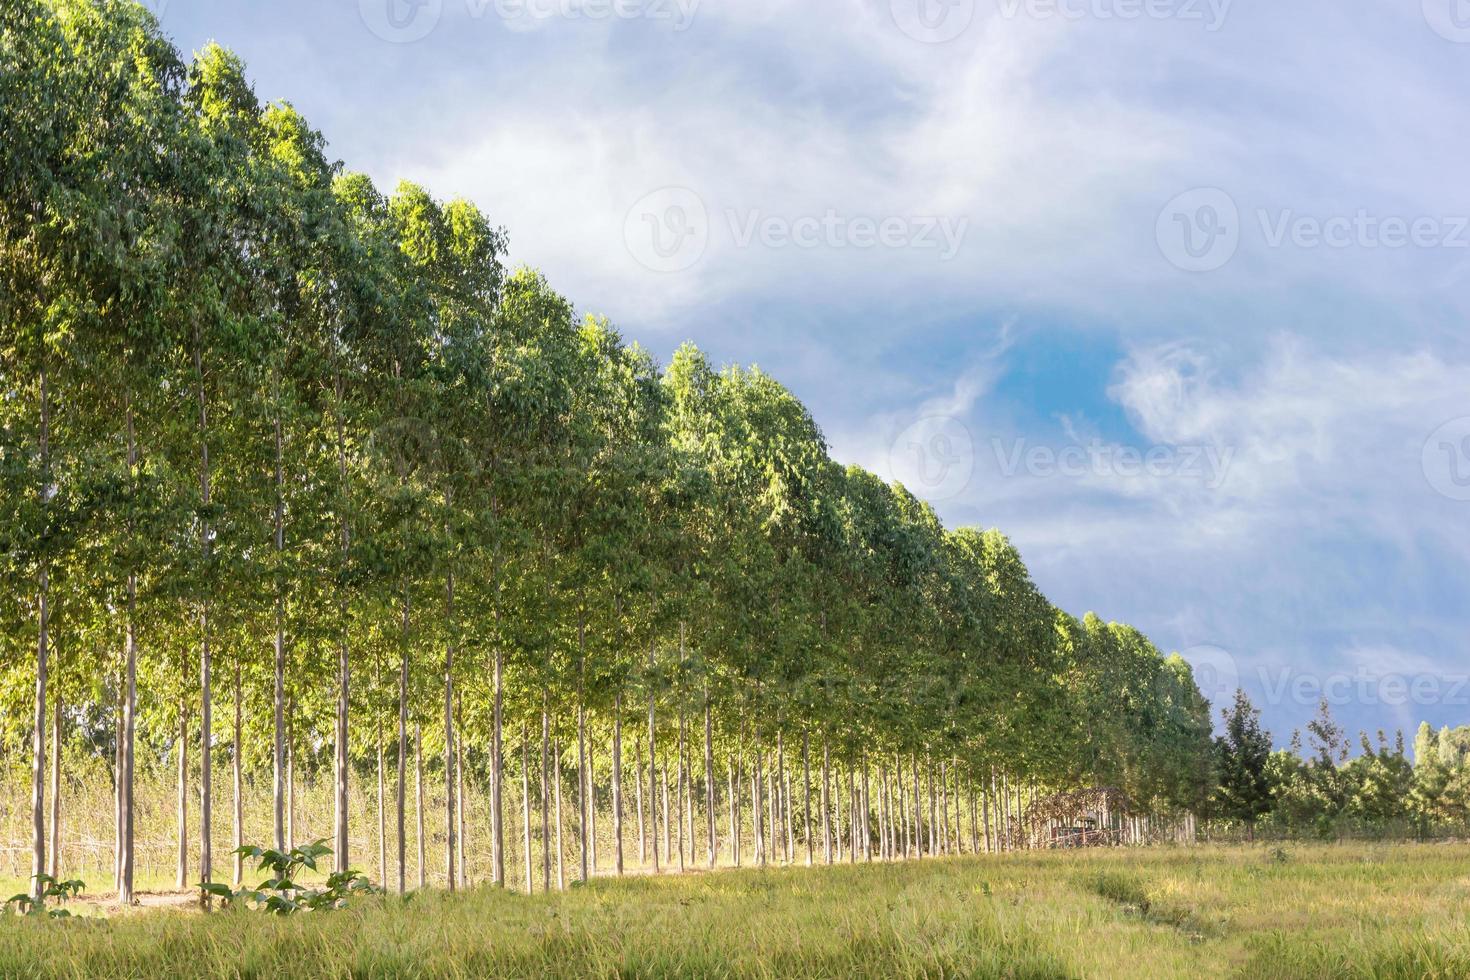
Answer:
0, 0, 1232, 903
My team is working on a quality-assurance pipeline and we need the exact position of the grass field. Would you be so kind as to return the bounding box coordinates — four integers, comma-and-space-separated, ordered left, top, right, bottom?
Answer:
3, 842, 1469, 978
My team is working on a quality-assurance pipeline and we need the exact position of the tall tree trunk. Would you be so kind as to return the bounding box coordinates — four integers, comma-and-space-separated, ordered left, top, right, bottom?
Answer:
776, 731, 788, 864
753, 744, 764, 867
576, 609, 589, 882
703, 688, 716, 869
177, 680, 188, 890
396, 591, 409, 895
575, 697, 588, 882
415, 724, 426, 889
232, 662, 242, 886
858, 758, 870, 863
376, 713, 386, 884
47, 694, 60, 879
647, 639, 659, 873
634, 748, 645, 866
456, 695, 467, 885
771, 766, 779, 865
676, 714, 686, 872
905, 758, 917, 863
848, 764, 858, 863
540, 699, 550, 893
840, 764, 852, 863
491, 645, 504, 885
444, 566, 456, 891
802, 731, 813, 866
985, 769, 994, 853
30, 367, 49, 903
113, 675, 122, 899
661, 763, 671, 869
821, 739, 832, 864
613, 693, 624, 875
194, 333, 213, 898
272, 400, 286, 855
727, 752, 739, 867
554, 735, 565, 891
879, 762, 890, 860
120, 397, 138, 904
587, 741, 597, 874
896, 753, 908, 858
521, 730, 533, 894
333, 368, 351, 873
938, 760, 949, 856
286, 705, 295, 850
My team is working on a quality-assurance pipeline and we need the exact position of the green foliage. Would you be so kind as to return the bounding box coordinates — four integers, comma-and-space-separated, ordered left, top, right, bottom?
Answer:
1212, 690, 1272, 831
200, 840, 378, 914
4, 875, 84, 919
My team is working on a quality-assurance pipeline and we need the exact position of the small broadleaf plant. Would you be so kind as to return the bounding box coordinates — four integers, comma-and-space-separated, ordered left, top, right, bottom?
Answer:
200, 839, 378, 915
4, 874, 85, 919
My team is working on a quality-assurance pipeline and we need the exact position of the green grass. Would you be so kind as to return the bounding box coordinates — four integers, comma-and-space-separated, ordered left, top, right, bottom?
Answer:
4, 843, 1470, 978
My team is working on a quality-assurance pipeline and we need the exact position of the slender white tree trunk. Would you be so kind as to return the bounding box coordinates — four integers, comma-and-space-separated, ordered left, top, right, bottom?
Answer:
540, 700, 551, 893
728, 753, 739, 867
704, 690, 716, 869
47, 695, 60, 879
30, 367, 48, 903
119, 397, 139, 903
195, 334, 213, 899
273, 404, 286, 855
333, 369, 351, 873
232, 663, 242, 886
491, 644, 504, 885
676, 714, 686, 872
396, 591, 409, 895
444, 567, 456, 891
802, 732, 813, 866
554, 735, 565, 890
521, 731, 533, 895
821, 740, 831, 864
177, 678, 188, 890
613, 694, 625, 875
415, 724, 426, 889
456, 696, 467, 885
647, 640, 659, 874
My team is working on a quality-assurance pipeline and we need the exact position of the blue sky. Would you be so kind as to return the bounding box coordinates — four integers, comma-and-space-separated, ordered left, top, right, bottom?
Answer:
149, 0, 1470, 747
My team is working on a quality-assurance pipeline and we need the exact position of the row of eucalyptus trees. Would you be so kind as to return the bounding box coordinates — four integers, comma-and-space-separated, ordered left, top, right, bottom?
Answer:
0, 0, 1215, 902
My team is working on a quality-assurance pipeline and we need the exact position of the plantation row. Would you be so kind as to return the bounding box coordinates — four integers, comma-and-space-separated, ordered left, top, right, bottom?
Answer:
0, 0, 1215, 903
